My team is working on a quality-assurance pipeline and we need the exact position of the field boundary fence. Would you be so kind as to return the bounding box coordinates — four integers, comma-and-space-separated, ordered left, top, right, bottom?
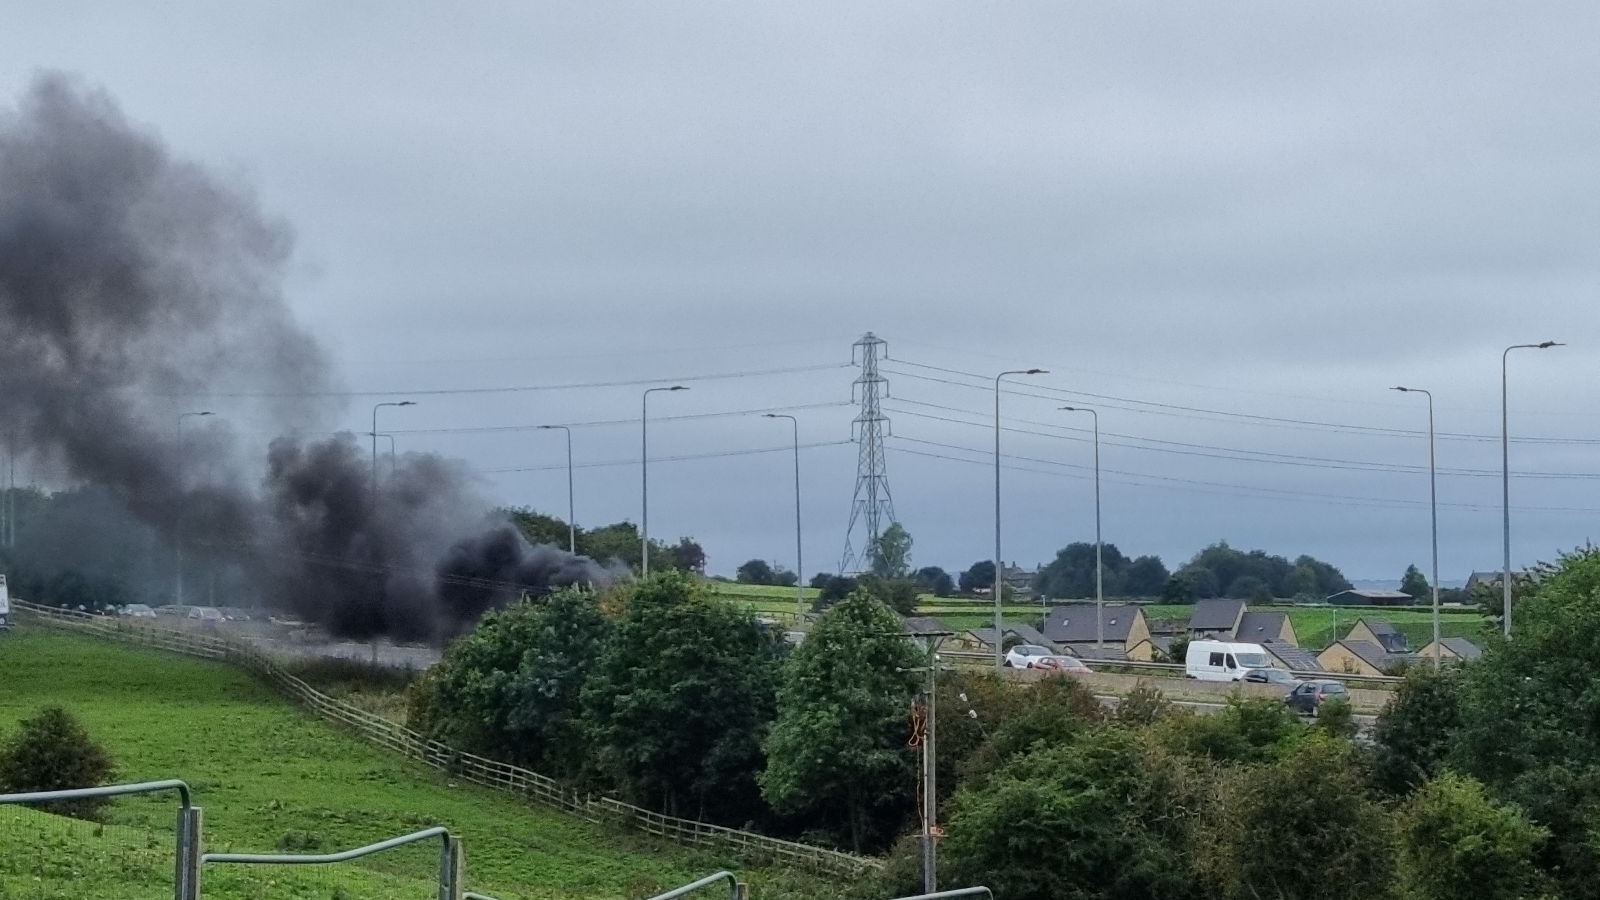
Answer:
13, 600, 876, 877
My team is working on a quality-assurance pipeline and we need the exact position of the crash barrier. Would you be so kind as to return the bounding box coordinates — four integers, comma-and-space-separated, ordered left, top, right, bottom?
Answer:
940, 649, 1403, 688
889, 889, 994, 900
0, 780, 202, 900
13, 600, 875, 877
202, 826, 459, 900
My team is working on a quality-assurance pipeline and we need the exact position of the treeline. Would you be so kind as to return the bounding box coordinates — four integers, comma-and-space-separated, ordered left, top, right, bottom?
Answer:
405, 549, 1600, 899
506, 508, 705, 574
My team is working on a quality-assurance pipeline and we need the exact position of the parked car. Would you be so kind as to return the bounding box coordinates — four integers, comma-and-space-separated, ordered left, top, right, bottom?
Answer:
187, 606, 226, 628
1032, 655, 1092, 675
1242, 667, 1300, 686
120, 603, 157, 619
1284, 680, 1349, 715
1005, 644, 1055, 668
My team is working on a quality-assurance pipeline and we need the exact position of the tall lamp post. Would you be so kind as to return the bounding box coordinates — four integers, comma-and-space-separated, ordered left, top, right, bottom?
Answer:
538, 424, 577, 553
765, 414, 804, 616
371, 401, 416, 497
1060, 406, 1103, 650
993, 367, 1047, 669
642, 385, 688, 576
175, 410, 214, 605
1501, 341, 1560, 638
1392, 387, 1441, 668
368, 433, 397, 476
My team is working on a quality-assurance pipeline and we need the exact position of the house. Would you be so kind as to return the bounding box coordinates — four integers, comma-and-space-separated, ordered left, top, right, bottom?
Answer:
1345, 618, 1408, 654
964, 622, 1052, 652
900, 615, 957, 636
1043, 605, 1151, 660
1325, 589, 1416, 606
1317, 639, 1412, 676
1234, 611, 1298, 646
1187, 599, 1246, 638
1465, 570, 1540, 592
1125, 635, 1172, 662
1001, 562, 1038, 597
1417, 637, 1483, 663
1265, 645, 1324, 672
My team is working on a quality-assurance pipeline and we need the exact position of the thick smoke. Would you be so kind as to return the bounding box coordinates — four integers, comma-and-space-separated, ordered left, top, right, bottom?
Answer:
0, 74, 608, 641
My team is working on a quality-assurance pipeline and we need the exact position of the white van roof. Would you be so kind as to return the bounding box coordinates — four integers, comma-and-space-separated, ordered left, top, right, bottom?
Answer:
1189, 639, 1268, 652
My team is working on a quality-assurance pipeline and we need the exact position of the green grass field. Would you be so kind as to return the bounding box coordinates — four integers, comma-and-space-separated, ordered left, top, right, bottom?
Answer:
1139, 604, 1490, 650
0, 631, 837, 900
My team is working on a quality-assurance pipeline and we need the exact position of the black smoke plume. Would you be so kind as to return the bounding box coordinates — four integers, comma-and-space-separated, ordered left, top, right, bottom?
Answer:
0, 74, 608, 641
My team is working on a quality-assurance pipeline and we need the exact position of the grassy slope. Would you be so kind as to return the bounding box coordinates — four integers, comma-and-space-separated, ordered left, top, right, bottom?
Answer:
0, 631, 831, 900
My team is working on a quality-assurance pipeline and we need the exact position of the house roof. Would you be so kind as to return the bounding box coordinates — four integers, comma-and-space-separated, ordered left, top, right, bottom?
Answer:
1355, 618, 1399, 636
1234, 612, 1289, 643
900, 616, 956, 636
1188, 598, 1246, 631
1066, 645, 1129, 661
1333, 639, 1405, 671
1329, 589, 1414, 601
1426, 637, 1483, 660
1266, 645, 1324, 672
1044, 606, 1140, 644
966, 622, 1052, 649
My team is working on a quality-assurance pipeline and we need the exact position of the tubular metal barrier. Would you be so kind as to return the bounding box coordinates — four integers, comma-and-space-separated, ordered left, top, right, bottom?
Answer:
0, 779, 201, 900
202, 826, 458, 900
641, 870, 742, 900
889, 888, 994, 900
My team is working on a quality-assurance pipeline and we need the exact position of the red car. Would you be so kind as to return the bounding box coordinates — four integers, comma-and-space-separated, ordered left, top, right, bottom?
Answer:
1032, 655, 1093, 675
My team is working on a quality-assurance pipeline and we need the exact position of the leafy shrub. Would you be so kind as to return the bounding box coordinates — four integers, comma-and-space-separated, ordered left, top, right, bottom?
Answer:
0, 706, 115, 820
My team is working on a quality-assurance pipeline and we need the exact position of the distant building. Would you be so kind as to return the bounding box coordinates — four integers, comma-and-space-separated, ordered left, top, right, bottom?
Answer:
964, 622, 1052, 652
1187, 599, 1246, 638
1465, 570, 1539, 592
1325, 589, 1416, 607
1265, 645, 1324, 672
1235, 611, 1298, 646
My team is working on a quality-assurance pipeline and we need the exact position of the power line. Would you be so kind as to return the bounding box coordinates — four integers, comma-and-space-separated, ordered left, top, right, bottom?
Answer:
383, 400, 852, 436
479, 439, 854, 475
147, 361, 852, 399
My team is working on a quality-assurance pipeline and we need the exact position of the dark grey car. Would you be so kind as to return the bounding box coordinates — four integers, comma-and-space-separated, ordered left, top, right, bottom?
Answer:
1284, 679, 1348, 715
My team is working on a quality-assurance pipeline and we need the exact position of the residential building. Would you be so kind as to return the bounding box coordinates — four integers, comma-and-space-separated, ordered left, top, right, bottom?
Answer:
1234, 611, 1297, 645
964, 622, 1052, 652
1417, 637, 1482, 663
1344, 618, 1408, 654
1043, 605, 1152, 660
1317, 639, 1412, 676
1187, 599, 1245, 638
1265, 645, 1324, 672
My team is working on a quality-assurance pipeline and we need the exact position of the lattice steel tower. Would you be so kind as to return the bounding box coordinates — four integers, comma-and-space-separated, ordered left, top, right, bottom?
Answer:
840, 332, 898, 573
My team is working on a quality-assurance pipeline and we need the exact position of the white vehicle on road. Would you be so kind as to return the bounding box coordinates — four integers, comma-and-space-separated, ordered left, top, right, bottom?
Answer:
1004, 644, 1055, 668
1185, 640, 1273, 681
0, 574, 9, 629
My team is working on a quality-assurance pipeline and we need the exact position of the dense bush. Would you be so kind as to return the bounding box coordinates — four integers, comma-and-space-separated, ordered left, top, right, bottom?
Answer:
0, 706, 115, 820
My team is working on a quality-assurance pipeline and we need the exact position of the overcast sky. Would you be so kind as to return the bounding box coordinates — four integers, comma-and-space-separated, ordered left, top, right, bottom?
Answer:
4, 3, 1598, 585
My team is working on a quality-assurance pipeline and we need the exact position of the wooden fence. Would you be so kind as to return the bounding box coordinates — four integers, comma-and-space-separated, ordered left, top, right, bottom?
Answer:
13, 601, 876, 877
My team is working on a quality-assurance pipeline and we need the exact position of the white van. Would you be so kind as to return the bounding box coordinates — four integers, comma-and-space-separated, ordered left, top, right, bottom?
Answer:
0, 574, 10, 629
1185, 640, 1273, 681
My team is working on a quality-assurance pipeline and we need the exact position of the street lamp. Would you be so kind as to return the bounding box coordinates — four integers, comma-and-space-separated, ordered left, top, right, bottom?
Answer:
1501, 341, 1561, 638
368, 433, 397, 476
994, 367, 1047, 669
371, 401, 416, 497
765, 414, 804, 616
175, 411, 214, 605
641, 386, 687, 576
1060, 406, 1103, 650
1392, 387, 1441, 669
538, 425, 577, 553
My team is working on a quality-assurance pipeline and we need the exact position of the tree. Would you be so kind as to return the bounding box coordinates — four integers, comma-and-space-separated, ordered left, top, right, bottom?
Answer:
1371, 664, 1464, 796
581, 573, 780, 823
1193, 735, 1396, 900
1035, 542, 1130, 599
812, 575, 858, 610
760, 590, 920, 851
1400, 564, 1431, 601
505, 506, 574, 549
868, 523, 914, 578
0, 706, 115, 820
579, 521, 642, 570
406, 587, 611, 777
1225, 574, 1268, 600
942, 729, 1196, 900
857, 575, 919, 616
665, 537, 706, 574
912, 566, 955, 597
1398, 773, 1552, 900
1123, 555, 1170, 597
737, 559, 777, 585
958, 560, 995, 594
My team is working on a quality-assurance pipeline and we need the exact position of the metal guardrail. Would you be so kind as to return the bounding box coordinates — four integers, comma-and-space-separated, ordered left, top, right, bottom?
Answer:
889, 888, 994, 900
0, 779, 202, 900
939, 648, 1404, 686
203, 826, 457, 900
641, 870, 742, 900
